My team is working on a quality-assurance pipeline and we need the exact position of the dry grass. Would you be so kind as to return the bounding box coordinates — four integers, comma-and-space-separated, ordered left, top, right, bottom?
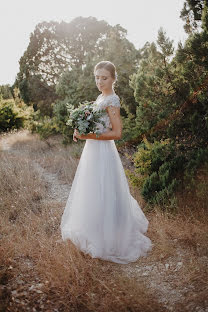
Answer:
0, 130, 82, 184
143, 210, 208, 311
0, 130, 208, 312
1, 209, 164, 311
0, 130, 164, 312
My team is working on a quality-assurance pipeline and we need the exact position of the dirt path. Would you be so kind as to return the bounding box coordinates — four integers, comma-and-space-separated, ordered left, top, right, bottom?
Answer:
0, 130, 70, 205
0, 130, 207, 312
32, 161, 70, 204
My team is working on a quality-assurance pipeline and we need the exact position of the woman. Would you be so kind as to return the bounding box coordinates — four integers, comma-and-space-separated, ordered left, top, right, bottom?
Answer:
60, 61, 152, 264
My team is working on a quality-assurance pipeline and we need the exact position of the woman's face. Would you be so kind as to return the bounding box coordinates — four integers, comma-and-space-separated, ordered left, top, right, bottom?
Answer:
94, 68, 115, 94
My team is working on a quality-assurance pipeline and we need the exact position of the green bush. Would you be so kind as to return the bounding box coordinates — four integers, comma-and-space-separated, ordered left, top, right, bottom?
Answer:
127, 136, 208, 208
29, 107, 73, 144
127, 138, 185, 206
29, 109, 59, 139
184, 147, 208, 181
0, 100, 25, 132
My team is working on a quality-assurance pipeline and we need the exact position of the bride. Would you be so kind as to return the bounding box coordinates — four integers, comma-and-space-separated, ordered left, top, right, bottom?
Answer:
60, 61, 152, 264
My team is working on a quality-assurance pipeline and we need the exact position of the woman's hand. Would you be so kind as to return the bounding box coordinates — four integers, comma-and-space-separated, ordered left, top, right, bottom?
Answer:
73, 129, 89, 141
73, 129, 78, 142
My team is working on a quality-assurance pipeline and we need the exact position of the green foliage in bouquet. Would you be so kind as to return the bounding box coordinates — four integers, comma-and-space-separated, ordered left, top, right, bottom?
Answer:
66, 101, 106, 137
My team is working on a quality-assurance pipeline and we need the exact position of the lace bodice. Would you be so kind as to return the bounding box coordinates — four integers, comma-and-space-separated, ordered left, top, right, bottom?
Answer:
93, 93, 120, 133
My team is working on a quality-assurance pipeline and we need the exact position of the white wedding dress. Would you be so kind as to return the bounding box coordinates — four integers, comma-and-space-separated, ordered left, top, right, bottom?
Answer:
60, 93, 152, 264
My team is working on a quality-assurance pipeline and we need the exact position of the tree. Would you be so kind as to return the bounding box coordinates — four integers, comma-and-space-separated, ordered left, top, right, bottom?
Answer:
125, 13, 208, 205
128, 28, 186, 139
15, 17, 111, 115
180, 0, 207, 33
0, 84, 13, 99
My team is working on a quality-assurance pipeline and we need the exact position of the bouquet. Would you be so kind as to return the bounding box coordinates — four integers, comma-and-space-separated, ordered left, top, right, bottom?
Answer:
66, 101, 106, 137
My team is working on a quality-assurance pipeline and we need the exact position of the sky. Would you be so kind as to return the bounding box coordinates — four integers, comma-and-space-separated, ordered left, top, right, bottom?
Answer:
0, 0, 188, 85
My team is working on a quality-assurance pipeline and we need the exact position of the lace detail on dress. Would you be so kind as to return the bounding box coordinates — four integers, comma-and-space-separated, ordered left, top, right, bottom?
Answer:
96, 93, 120, 110
93, 94, 121, 134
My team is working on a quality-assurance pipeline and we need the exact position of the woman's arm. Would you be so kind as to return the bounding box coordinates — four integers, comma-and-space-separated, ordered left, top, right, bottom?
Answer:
74, 106, 122, 141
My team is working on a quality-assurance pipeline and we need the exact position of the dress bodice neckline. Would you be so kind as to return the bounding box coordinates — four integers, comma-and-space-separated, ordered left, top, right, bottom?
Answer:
99, 93, 116, 100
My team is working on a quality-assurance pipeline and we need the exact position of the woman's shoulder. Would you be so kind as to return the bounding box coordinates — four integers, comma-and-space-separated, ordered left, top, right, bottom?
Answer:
106, 93, 120, 107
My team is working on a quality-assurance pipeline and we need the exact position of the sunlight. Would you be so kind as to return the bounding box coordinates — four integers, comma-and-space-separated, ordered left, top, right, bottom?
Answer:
0, 0, 186, 84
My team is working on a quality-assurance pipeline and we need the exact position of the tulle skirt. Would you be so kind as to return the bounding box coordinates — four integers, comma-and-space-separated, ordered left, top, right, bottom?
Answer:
60, 139, 152, 264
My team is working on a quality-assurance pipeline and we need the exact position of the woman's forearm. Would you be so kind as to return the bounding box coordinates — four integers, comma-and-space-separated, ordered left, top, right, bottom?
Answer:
86, 130, 122, 140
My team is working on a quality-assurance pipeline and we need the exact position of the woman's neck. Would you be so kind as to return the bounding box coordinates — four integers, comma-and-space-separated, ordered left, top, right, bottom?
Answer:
101, 90, 115, 97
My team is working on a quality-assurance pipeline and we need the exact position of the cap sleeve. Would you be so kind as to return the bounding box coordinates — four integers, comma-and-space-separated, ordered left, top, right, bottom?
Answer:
106, 94, 120, 108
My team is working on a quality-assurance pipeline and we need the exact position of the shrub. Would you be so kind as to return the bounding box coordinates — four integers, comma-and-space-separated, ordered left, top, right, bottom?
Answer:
0, 99, 26, 132
127, 138, 185, 207
28, 107, 73, 144
127, 136, 208, 208
29, 111, 59, 139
